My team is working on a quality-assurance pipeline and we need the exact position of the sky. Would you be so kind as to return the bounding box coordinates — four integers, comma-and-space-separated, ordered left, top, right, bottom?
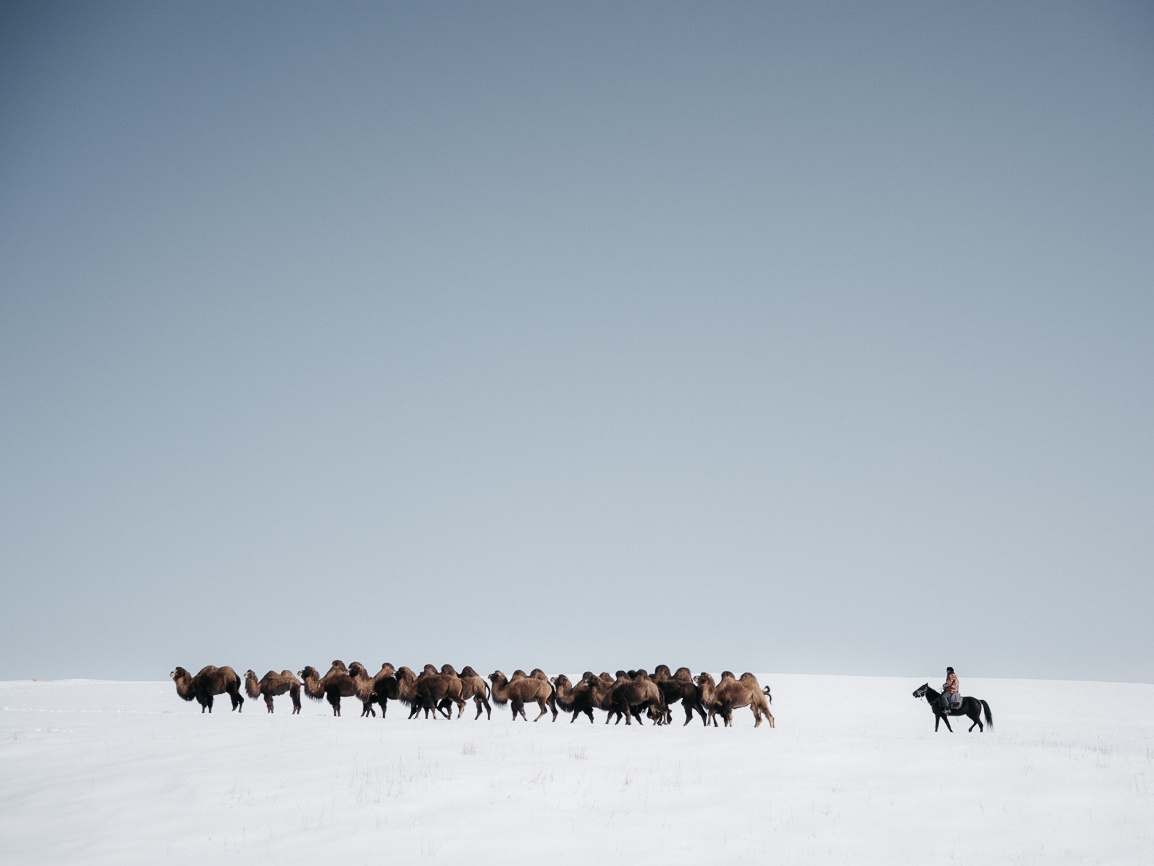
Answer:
1, 2, 1151, 683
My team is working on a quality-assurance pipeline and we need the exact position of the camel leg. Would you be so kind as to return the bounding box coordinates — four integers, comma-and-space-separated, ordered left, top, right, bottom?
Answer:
532, 699, 548, 722
265, 695, 275, 713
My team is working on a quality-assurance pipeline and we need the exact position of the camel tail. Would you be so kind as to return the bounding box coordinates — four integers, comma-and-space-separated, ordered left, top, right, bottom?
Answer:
981, 700, 994, 731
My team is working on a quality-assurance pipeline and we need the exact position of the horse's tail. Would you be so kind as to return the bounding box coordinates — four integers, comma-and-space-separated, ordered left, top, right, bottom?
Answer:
981, 700, 993, 731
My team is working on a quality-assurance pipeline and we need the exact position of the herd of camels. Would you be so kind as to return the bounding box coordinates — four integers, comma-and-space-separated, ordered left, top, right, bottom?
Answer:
170, 661, 775, 728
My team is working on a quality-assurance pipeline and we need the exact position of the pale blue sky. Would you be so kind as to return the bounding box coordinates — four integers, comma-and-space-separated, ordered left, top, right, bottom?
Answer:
2, 2, 1151, 682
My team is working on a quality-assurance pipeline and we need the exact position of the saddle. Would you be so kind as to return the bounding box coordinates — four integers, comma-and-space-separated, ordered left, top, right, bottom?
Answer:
940, 693, 962, 711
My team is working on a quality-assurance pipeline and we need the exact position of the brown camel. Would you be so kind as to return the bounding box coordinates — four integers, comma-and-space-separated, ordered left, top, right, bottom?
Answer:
583, 672, 628, 724
171, 665, 244, 713
652, 664, 708, 726
244, 669, 301, 714
605, 669, 664, 726
299, 660, 357, 717
415, 664, 466, 719
488, 670, 557, 721
551, 673, 596, 723
368, 663, 398, 718
458, 666, 492, 720
390, 666, 425, 718
696, 671, 774, 728
347, 662, 382, 717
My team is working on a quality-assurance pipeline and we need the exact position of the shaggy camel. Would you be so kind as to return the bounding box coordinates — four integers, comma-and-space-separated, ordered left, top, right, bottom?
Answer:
488, 670, 557, 721
696, 671, 774, 728
551, 673, 596, 723
299, 660, 358, 717
583, 672, 630, 724
368, 663, 398, 717
457, 666, 492, 720
171, 665, 244, 713
390, 666, 426, 718
415, 664, 466, 719
652, 665, 708, 726
244, 669, 301, 714
347, 662, 383, 717
607, 669, 664, 726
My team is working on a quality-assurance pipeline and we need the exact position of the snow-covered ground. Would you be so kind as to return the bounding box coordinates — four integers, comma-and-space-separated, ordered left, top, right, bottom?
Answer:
1, 674, 1150, 865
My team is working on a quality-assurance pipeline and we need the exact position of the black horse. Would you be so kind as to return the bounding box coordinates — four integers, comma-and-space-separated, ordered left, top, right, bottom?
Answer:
912, 683, 993, 732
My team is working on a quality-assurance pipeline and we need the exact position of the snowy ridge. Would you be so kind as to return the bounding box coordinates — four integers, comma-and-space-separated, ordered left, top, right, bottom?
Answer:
1, 675, 1151, 864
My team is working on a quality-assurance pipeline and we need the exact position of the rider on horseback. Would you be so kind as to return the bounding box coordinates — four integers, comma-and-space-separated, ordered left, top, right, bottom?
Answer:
940, 666, 960, 713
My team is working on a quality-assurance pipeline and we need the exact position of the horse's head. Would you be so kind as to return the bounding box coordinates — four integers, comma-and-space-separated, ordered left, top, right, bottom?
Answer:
912, 683, 929, 699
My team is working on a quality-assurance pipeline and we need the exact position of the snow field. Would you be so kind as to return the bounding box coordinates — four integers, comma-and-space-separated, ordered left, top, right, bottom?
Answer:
1, 675, 1151, 865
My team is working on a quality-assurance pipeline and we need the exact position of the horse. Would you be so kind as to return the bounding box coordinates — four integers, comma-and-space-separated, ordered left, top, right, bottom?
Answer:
912, 683, 993, 732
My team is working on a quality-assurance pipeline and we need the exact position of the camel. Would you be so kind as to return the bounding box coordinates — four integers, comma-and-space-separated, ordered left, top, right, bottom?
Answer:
652, 665, 708, 726
299, 660, 358, 717
390, 666, 426, 718
347, 662, 382, 717
454, 666, 492, 720
171, 665, 244, 713
696, 671, 774, 728
488, 670, 557, 721
583, 672, 629, 724
369, 663, 399, 717
606, 669, 664, 726
244, 669, 301, 714
551, 673, 596, 723
414, 664, 466, 719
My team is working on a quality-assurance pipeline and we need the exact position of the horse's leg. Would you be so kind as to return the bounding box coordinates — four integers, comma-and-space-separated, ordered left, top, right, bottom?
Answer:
967, 699, 982, 732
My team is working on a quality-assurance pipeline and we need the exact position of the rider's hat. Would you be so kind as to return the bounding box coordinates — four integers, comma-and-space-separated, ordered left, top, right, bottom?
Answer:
946, 666, 954, 673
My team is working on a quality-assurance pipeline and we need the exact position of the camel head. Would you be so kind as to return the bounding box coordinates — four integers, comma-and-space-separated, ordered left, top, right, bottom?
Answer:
299, 666, 320, 680
348, 662, 367, 678
170, 667, 189, 681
